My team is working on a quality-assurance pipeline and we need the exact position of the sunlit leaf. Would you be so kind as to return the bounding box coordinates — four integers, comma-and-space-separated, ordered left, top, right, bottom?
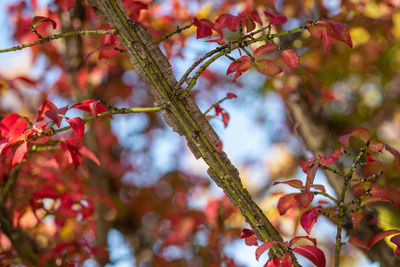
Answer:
281, 49, 300, 68
300, 206, 321, 235
292, 245, 326, 267
254, 59, 282, 76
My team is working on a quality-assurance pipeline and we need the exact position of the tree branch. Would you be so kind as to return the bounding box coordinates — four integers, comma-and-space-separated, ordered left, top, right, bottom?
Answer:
0, 30, 116, 54
86, 0, 299, 263
284, 90, 400, 267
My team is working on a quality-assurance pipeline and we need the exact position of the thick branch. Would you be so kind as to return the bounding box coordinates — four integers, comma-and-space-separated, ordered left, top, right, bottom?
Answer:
86, 0, 298, 263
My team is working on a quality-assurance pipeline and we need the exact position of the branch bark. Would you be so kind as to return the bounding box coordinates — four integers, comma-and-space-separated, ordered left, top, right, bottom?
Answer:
86, 0, 297, 263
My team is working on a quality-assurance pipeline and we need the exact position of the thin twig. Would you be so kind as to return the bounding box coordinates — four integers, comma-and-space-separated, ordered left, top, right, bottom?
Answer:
29, 105, 166, 142
155, 22, 194, 44
312, 191, 338, 204
204, 96, 231, 115
334, 142, 369, 267
179, 21, 319, 98
0, 29, 116, 54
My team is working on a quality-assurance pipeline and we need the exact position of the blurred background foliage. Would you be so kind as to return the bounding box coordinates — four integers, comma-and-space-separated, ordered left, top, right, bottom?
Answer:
1, 0, 400, 266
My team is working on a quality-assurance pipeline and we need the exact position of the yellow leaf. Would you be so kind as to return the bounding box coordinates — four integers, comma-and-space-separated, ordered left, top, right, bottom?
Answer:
392, 11, 400, 39
196, 2, 214, 19
350, 27, 371, 47
364, 1, 391, 19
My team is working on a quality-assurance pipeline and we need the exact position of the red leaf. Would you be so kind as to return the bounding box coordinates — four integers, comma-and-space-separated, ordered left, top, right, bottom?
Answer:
66, 117, 85, 138
366, 152, 382, 165
338, 133, 352, 147
263, 11, 287, 25
300, 156, 316, 173
215, 105, 223, 116
240, 11, 263, 26
194, 17, 214, 39
215, 140, 223, 151
226, 60, 240, 75
71, 99, 96, 112
245, 234, 258, 247
123, 0, 147, 21
390, 235, 400, 257
36, 100, 57, 122
390, 234, 400, 247
214, 13, 240, 32
71, 100, 111, 118
339, 128, 370, 147
273, 179, 304, 189
369, 140, 384, 152
79, 146, 100, 165
367, 185, 393, 204
300, 206, 321, 235
305, 160, 319, 191
227, 56, 252, 80
0, 141, 8, 155
245, 19, 256, 32
348, 237, 368, 249
351, 210, 364, 229
206, 38, 226, 45
384, 144, 400, 166
84, 44, 116, 64
367, 230, 400, 249
265, 253, 292, 267
289, 236, 317, 247
221, 112, 230, 128
319, 148, 343, 166
56, 0, 75, 11
253, 44, 277, 58
226, 93, 237, 99
255, 59, 282, 76
281, 49, 300, 68
240, 228, 254, 238
0, 113, 27, 141
321, 19, 353, 49
292, 245, 326, 267
12, 142, 28, 166
256, 241, 283, 261
307, 19, 352, 54
240, 229, 258, 246
351, 128, 370, 142
31, 16, 57, 29
45, 105, 68, 127
277, 193, 298, 215
311, 184, 326, 192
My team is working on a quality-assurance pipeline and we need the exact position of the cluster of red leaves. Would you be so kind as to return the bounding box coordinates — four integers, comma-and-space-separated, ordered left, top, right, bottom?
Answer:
205, 92, 237, 128
265, 128, 400, 266
0, 99, 107, 168
217, 93, 237, 127
241, 229, 325, 267
194, 10, 352, 81
225, 46, 300, 80
194, 10, 290, 40
307, 19, 353, 54
0, 98, 118, 263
